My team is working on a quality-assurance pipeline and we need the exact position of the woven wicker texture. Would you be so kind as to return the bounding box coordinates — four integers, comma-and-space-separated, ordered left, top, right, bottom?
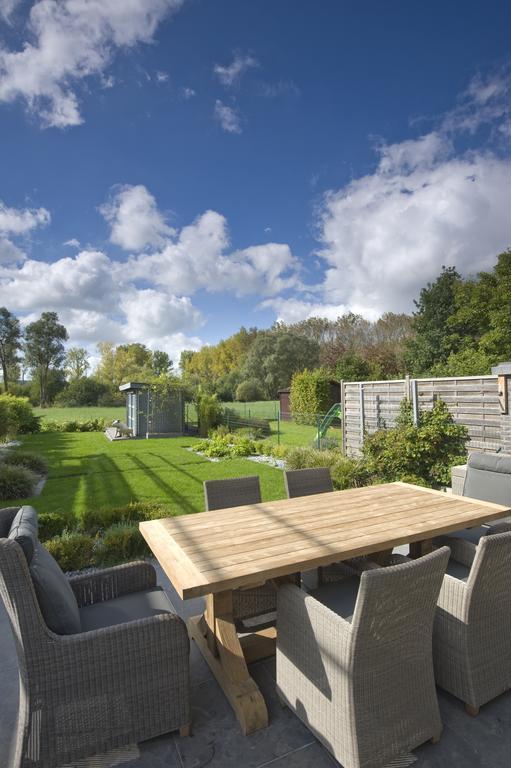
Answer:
276, 547, 450, 768
203, 476, 277, 623
284, 468, 333, 499
0, 536, 190, 768
433, 530, 511, 710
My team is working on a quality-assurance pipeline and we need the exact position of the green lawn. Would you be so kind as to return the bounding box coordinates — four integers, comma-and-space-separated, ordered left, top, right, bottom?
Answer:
35, 406, 125, 423
6, 432, 287, 520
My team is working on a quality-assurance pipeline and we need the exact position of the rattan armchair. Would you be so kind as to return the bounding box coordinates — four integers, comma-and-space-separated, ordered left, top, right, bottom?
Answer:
434, 452, 511, 567
0, 507, 190, 768
204, 476, 278, 629
276, 547, 450, 768
433, 530, 511, 715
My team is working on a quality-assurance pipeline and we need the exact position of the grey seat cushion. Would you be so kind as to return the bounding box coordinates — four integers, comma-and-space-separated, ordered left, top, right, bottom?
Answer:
464, 452, 511, 506
445, 559, 470, 582
310, 576, 360, 622
80, 586, 174, 632
8, 506, 38, 562
30, 542, 81, 635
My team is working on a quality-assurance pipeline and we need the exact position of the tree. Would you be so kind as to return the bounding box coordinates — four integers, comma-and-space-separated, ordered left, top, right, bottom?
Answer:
235, 379, 263, 402
96, 342, 152, 387
0, 307, 22, 392
24, 312, 68, 406
334, 352, 375, 382
55, 377, 108, 406
405, 266, 461, 375
65, 347, 90, 380
151, 350, 173, 377
242, 330, 320, 398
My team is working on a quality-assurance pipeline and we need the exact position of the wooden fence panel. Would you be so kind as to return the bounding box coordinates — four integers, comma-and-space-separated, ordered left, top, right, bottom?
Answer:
342, 375, 501, 456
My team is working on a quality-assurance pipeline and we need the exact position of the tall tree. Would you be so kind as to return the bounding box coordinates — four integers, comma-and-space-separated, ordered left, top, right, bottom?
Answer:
65, 346, 90, 380
405, 266, 461, 375
0, 307, 22, 392
151, 350, 173, 377
24, 312, 68, 406
242, 330, 320, 398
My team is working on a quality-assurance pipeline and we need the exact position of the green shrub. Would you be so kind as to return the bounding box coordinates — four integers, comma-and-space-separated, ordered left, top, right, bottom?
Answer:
54, 377, 109, 407
93, 523, 149, 567
0, 463, 36, 500
45, 531, 95, 572
284, 447, 369, 490
193, 432, 258, 459
235, 379, 264, 402
38, 511, 68, 541
197, 393, 222, 437
2, 451, 48, 474
78, 500, 172, 533
0, 393, 40, 438
363, 399, 468, 488
290, 369, 333, 425
41, 417, 106, 433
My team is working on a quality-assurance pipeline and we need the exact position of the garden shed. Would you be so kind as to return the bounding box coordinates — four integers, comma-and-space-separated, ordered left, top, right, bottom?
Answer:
119, 382, 185, 438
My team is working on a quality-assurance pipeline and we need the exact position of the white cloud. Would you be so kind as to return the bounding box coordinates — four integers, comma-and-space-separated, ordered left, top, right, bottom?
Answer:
156, 70, 169, 83
0, 0, 20, 22
181, 86, 195, 99
101, 184, 175, 251
63, 237, 80, 248
260, 297, 380, 324
214, 53, 258, 87
214, 99, 242, 133
0, 238, 24, 264
0, 0, 184, 127
0, 199, 50, 264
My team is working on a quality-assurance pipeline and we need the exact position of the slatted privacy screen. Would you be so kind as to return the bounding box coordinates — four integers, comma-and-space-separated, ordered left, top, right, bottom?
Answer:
341, 375, 501, 456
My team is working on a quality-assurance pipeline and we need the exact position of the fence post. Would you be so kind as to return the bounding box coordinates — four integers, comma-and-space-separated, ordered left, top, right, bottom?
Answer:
277, 411, 281, 445
359, 382, 365, 449
411, 379, 419, 426
317, 414, 321, 450
340, 380, 346, 455
405, 374, 411, 401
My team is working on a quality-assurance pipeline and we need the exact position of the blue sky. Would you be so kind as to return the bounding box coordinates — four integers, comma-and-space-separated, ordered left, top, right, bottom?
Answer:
1, 0, 511, 366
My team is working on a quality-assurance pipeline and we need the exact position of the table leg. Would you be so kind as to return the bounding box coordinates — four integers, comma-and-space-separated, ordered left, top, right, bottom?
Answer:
409, 539, 434, 559
188, 590, 269, 735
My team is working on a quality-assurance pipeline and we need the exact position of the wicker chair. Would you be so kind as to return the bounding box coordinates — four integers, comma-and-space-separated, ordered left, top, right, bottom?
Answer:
434, 452, 511, 567
276, 547, 450, 768
204, 476, 278, 629
0, 506, 190, 768
284, 467, 333, 498
433, 529, 511, 716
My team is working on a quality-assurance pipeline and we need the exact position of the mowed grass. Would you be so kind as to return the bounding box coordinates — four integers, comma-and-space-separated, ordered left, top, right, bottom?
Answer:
35, 406, 125, 423
5, 432, 287, 521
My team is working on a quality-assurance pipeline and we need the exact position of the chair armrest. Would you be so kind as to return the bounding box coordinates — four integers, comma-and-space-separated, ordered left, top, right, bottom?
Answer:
434, 535, 476, 569
68, 561, 157, 607
44, 611, 190, 700
437, 573, 468, 621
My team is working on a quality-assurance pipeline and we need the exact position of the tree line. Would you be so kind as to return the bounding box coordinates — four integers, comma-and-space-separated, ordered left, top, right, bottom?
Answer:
1, 250, 510, 406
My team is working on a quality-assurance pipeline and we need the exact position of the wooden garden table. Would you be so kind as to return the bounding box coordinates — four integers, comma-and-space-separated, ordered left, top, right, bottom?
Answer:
140, 481, 510, 735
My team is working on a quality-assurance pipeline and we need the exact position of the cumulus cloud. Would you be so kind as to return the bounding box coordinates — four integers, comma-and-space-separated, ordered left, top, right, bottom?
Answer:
260, 297, 380, 325
214, 53, 258, 87
214, 99, 242, 133
63, 237, 80, 248
101, 184, 175, 251
0, 0, 20, 22
181, 86, 195, 99
0, 199, 50, 264
303, 69, 511, 319
0, 0, 183, 127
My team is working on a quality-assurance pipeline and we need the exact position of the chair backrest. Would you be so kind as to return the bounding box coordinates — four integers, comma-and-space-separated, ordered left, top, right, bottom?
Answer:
464, 530, 511, 624
351, 547, 450, 663
463, 452, 511, 506
284, 467, 333, 499
204, 475, 262, 511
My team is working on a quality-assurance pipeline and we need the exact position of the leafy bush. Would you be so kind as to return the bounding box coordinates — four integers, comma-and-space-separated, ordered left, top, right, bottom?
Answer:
54, 377, 109, 407
197, 393, 222, 437
284, 447, 369, 490
78, 500, 172, 533
0, 393, 40, 438
0, 463, 36, 500
290, 369, 333, 425
45, 531, 95, 572
194, 432, 258, 459
235, 379, 264, 402
38, 511, 68, 541
363, 399, 468, 488
2, 451, 48, 474
41, 417, 106, 433
93, 523, 149, 567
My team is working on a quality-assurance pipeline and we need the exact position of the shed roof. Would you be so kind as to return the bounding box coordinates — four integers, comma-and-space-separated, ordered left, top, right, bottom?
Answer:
119, 382, 148, 392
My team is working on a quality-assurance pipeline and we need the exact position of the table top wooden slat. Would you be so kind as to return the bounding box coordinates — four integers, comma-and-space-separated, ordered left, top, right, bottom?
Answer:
139, 482, 511, 599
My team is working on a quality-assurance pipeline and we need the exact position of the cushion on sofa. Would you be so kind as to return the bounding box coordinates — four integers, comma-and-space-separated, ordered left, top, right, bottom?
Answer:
8, 506, 38, 562
464, 452, 511, 506
29, 542, 81, 635
0, 507, 21, 538
79, 586, 174, 632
